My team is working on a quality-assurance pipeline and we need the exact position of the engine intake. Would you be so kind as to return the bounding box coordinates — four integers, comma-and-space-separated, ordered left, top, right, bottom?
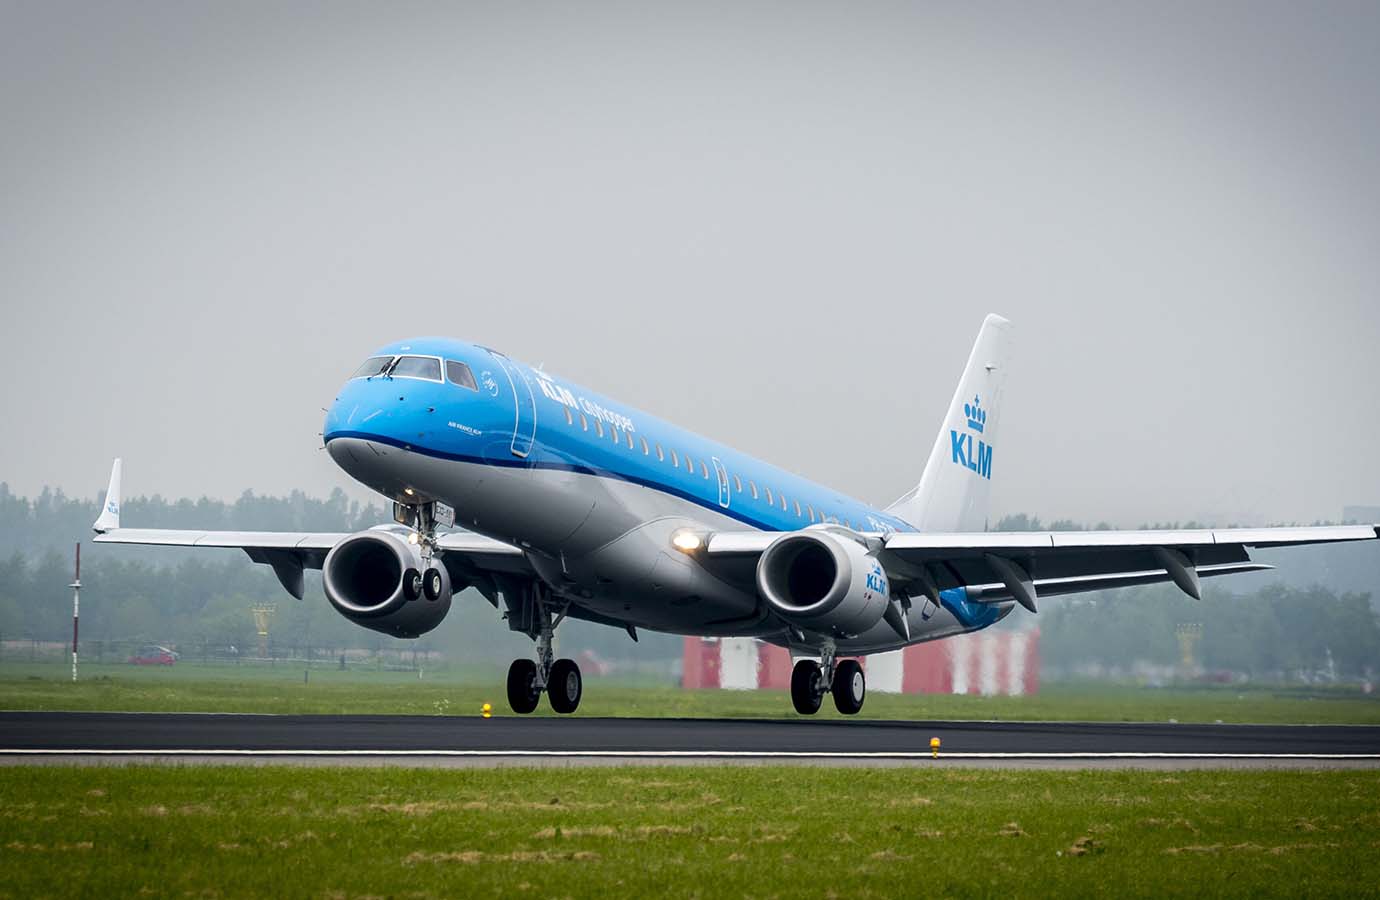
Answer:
322, 528, 454, 638
756, 529, 889, 637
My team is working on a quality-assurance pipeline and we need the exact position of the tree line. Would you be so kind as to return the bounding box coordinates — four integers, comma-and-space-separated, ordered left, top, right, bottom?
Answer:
0, 484, 1375, 677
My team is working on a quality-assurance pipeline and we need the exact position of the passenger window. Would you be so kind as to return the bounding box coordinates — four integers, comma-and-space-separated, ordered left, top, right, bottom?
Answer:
580, 413, 588, 431
656, 443, 665, 462
352, 356, 393, 379
391, 356, 442, 381
445, 360, 478, 390
765, 487, 774, 505
641, 436, 649, 455
780, 493, 788, 511
749, 480, 758, 499
611, 426, 620, 443
684, 454, 694, 473
670, 449, 679, 468
794, 500, 802, 517
595, 420, 604, 438
733, 474, 743, 493
627, 431, 635, 450
699, 461, 709, 479
807, 504, 815, 522
564, 408, 573, 426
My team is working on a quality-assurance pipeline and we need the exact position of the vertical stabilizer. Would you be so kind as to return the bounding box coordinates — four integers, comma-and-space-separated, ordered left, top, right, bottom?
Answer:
885, 315, 1012, 532
92, 458, 122, 533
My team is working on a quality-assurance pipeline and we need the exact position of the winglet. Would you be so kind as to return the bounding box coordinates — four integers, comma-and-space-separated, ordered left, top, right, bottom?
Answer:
92, 458, 122, 534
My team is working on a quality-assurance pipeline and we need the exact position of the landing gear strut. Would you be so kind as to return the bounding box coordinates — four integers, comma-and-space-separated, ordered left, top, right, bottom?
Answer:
790, 643, 865, 716
502, 580, 582, 714
402, 501, 446, 605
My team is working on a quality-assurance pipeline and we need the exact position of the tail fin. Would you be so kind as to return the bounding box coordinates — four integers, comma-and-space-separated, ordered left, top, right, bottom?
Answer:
92, 458, 122, 533
885, 314, 1013, 532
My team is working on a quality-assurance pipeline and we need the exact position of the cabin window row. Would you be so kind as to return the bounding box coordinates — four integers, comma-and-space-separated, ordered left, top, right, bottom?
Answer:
559, 409, 855, 528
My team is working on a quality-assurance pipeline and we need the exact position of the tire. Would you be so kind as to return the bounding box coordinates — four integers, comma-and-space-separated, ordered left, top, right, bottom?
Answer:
422, 568, 444, 601
790, 660, 824, 715
832, 658, 865, 715
547, 658, 583, 714
403, 568, 422, 602
506, 659, 541, 714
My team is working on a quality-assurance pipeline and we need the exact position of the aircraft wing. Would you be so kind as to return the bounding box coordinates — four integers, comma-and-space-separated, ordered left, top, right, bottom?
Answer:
90, 461, 530, 599
707, 524, 1380, 611
92, 527, 529, 599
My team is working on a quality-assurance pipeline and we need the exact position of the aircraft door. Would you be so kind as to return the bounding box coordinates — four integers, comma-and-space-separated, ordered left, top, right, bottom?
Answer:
711, 457, 731, 509
487, 350, 536, 458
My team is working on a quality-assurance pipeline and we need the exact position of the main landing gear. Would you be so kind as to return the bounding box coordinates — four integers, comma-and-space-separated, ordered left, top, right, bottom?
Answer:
790, 644, 865, 716
503, 581, 583, 714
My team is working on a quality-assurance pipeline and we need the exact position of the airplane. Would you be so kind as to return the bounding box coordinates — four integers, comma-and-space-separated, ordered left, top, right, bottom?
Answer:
91, 315, 1379, 715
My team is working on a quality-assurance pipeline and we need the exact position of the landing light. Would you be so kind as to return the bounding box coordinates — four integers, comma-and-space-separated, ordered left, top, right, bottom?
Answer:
404, 487, 415, 496
671, 530, 703, 553
408, 532, 420, 545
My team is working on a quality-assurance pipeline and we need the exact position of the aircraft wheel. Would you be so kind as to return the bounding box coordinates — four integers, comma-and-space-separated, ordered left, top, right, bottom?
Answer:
832, 658, 865, 715
403, 568, 422, 601
422, 567, 445, 601
547, 658, 583, 714
506, 659, 541, 714
790, 660, 824, 715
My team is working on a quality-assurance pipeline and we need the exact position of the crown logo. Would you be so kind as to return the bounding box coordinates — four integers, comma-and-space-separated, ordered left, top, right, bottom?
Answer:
963, 395, 986, 433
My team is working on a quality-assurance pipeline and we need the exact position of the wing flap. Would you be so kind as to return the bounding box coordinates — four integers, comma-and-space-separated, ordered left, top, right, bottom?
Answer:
93, 529, 346, 550
965, 562, 1274, 603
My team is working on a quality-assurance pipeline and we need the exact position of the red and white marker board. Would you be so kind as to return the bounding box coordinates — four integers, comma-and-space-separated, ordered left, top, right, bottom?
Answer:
682, 630, 1039, 696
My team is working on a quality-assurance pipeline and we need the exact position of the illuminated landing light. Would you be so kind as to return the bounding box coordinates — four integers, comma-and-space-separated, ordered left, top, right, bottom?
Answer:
408, 532, 420, 545
671, 530, 704, 553
404, 487, 415, 496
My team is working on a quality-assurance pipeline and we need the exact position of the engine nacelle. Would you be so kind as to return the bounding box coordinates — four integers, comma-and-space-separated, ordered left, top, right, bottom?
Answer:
322, 528, 454, 638
756, 529, 889, 637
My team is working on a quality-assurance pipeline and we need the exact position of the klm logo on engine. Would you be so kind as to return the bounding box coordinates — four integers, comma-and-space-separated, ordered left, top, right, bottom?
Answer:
950, 394, 993, 480
865, 562, 887, 597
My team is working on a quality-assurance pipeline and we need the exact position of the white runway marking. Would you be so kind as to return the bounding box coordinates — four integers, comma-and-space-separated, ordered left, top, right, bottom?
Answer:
3, 748, 1378, 760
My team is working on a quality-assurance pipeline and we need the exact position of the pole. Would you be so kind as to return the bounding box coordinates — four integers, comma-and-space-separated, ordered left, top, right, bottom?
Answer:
69, 542, 81, 682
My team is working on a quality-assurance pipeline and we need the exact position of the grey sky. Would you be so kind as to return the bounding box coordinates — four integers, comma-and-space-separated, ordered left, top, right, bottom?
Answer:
2, 1, 1377, 527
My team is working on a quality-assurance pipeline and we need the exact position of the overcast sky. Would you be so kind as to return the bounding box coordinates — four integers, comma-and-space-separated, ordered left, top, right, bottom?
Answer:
2, 1, 1377, 527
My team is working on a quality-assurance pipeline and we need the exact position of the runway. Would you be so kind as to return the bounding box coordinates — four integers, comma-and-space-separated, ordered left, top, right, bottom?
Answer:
3, 711, 1379, 767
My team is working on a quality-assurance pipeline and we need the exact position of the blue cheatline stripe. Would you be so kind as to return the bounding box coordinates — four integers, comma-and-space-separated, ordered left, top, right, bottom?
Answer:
324, 430, 784, 532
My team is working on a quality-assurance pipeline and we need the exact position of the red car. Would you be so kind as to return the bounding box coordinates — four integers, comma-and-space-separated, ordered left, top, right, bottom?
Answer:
128, 644, 179, 666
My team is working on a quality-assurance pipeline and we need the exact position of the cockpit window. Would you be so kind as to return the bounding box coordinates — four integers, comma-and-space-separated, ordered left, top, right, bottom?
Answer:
391, 356, 442, 382
446, 360, 478, 391
352, 356, 394, 379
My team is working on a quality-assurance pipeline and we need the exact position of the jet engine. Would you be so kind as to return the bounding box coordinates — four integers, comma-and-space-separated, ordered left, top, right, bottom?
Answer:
322, 528, 457, 638
756, 529, 889, 637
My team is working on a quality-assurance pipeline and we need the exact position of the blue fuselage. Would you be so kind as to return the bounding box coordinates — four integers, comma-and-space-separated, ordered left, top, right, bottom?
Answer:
321, 337, 1001, 643
323, 337, 913, 536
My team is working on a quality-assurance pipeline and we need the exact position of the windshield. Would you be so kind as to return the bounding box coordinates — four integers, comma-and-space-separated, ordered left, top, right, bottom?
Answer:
446, 360, 478, 391
351, 356, 394, 379
390, 356, 443, 381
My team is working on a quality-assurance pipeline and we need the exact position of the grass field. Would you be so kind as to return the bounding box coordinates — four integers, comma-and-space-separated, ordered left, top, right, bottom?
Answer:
2, 661, 1380, 723
1, 766, 1377, 898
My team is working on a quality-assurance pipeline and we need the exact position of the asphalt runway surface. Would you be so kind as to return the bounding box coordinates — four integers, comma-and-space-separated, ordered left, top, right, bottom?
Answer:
3, 711, 1380, 767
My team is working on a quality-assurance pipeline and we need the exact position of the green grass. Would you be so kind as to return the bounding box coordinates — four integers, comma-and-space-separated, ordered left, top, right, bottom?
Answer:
1, 766, 1378, 898
3, 662, 1380, 723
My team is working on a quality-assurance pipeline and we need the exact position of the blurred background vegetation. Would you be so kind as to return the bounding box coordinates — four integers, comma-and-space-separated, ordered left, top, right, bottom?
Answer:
0, 484, 1376, 683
